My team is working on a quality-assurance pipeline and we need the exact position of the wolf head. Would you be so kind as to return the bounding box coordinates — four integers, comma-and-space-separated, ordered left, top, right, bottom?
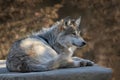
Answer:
57, 17, 86, 49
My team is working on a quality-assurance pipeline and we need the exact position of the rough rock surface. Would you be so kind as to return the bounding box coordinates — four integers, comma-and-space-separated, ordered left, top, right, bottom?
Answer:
0, 60, 112, 80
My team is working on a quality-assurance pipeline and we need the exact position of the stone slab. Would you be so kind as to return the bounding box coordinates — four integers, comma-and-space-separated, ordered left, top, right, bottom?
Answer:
0, 60, 112, 80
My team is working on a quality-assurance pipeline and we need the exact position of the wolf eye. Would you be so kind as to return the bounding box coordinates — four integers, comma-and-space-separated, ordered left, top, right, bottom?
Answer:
80, 31, 83, 36
72, 32, 76, 35
65, 22, 68, 26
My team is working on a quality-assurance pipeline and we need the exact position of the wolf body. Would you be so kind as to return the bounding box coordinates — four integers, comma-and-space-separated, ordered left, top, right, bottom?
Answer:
6, 17, 94, 72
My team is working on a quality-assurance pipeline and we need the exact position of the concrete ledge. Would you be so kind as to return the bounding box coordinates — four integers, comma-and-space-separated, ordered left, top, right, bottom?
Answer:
0, 60, 112, 80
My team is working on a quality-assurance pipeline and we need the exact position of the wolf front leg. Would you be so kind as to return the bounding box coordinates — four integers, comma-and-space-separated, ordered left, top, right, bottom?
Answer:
59, 57, 95, 68
28, 57, 94, 72
72, 57, 94, 67
66, 59, 94, 68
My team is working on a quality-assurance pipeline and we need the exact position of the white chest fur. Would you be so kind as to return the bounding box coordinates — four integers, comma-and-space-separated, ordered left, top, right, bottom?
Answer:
68, 46, 77, 56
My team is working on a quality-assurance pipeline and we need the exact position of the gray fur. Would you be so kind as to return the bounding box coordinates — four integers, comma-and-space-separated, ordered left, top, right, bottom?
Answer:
6, 17, 94, 72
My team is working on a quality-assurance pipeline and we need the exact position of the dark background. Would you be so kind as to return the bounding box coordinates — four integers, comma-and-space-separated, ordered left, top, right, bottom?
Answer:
0, 0, 119, 80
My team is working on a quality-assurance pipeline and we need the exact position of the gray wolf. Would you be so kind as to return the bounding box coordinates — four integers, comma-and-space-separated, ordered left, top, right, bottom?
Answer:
6, 17, 94, 72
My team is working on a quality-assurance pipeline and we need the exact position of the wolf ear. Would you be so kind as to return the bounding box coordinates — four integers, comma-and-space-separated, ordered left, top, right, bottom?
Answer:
58, 16, 71, 31
63, 16, 70, 22
75, 16, 81, 27
63, 16, 71, 26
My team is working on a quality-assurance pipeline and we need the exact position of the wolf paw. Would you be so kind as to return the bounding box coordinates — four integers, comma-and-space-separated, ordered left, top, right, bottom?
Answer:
79, 60, 94, 67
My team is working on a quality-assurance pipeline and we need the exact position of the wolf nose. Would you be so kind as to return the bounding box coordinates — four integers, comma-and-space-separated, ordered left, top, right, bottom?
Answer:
82, 42, 86, 46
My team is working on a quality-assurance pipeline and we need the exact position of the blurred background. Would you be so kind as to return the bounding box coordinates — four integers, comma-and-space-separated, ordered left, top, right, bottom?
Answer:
0, 0, 119, 80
